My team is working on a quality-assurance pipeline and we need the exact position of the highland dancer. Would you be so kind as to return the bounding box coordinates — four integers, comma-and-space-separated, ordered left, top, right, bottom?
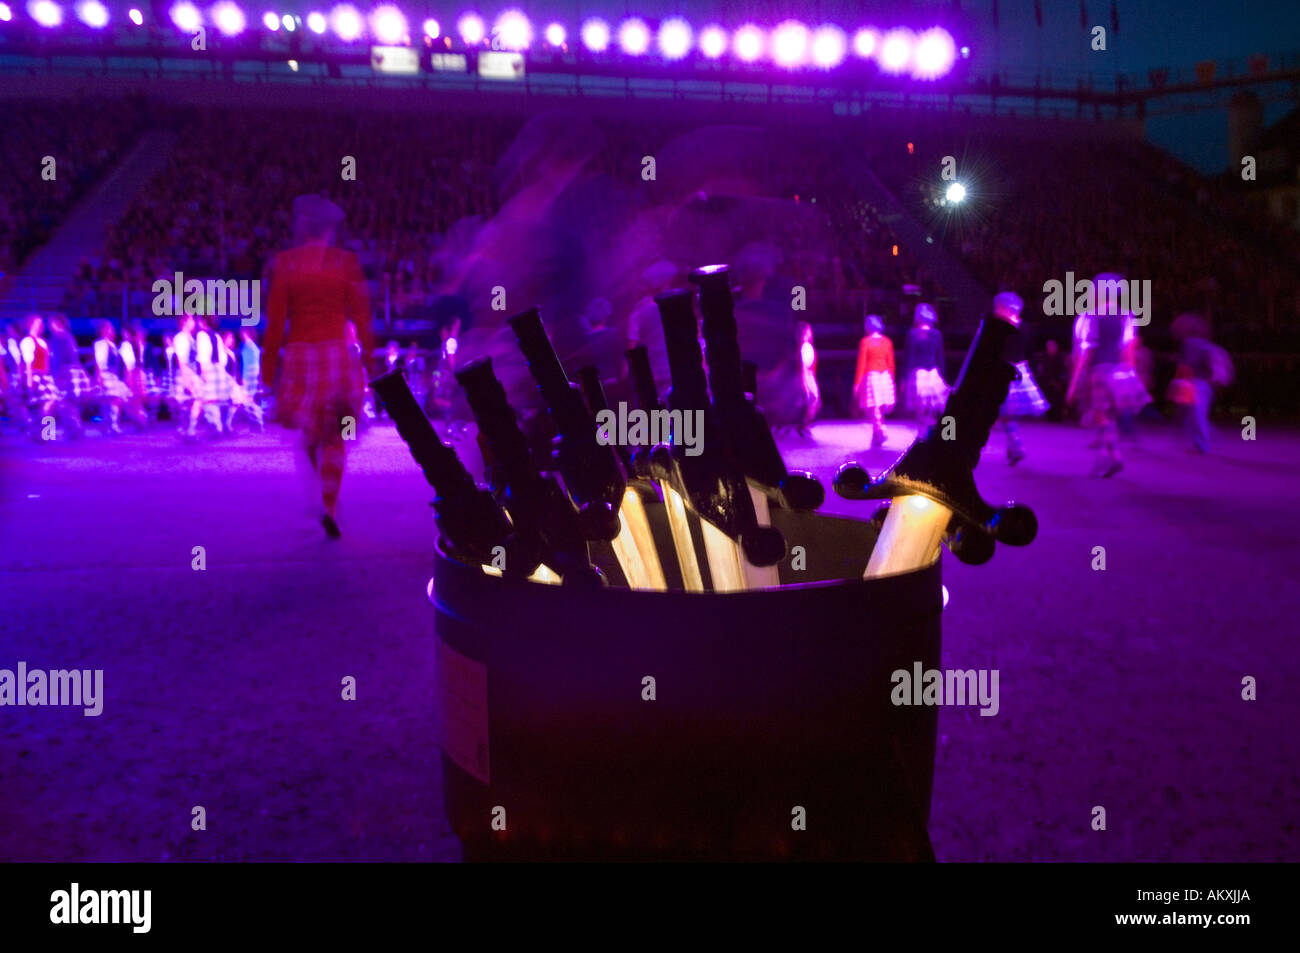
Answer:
991, 293, 1048, 465
853, 313, 896, 449
796, 321, 821, 436
262, 195, 373, 539
902, 302, 948, 433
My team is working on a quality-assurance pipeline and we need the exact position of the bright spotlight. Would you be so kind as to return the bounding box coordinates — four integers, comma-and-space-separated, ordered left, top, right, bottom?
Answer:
370, 4, 406, 44
421, 17, 438, 39
261, 10, 278, 31
281, 12, 294, 31
493, 9, 531, 50
580, 17, 609, 52
0, 2, 11, 20
946, 182, 966, 203
852, 27, 878, 59
810, 25, 846, 69
912, 27, 956, 79
211, 1, 244, 35
771, 20, 809, 68
879, 28, 914, 74
733, 24, 763, 62
168, 1, 200, 31
617, 17, 649, 55
305, 10, 325, 33
657, 17, 692, 60
457, 12, 484, 44
698, 24, 726, 59
543, 21, 564, 46
329, 3, 361, 41
29, 0, 63, 26
128, 7, 142, 24
75, 0, 107, 27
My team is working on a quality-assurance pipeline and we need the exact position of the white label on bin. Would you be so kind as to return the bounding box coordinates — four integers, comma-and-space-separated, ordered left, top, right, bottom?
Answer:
437, 637, 491, 784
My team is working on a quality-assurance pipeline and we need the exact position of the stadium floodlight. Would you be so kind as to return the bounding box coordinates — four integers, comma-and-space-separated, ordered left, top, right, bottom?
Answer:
810, 25, 846, 69
422, 17, 438, 39
211, 1, 244, 35
75, 0, 107, 27
457, 12, 485, 45
852, 27, 878, 59
733, 23, 763, 62
329, 3, 362, 41
492, 9, 531, 50
771, 20, 809, 68
128, 6, 142, 24
261, 10, 277, 30
281, 12, 294, 31
0, 2, 11, 20
912, 27, 956, 79
580, 17, 609, 52
878, 28, 914, 74
370, 5, 405, 44
168, 1, 201, 31
945, 182, 966, 203
28, 0, 62, 26
698, 24, 726, 59
617, 17, 649, 55
657, 17, 692, 60
543, 21, 564, 46
305, 10, 325, 33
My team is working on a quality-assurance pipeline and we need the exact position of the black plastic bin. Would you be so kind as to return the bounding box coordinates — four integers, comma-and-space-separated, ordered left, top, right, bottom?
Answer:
430, 504, 943, 861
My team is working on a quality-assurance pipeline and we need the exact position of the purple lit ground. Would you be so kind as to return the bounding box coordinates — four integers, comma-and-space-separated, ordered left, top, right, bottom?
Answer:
1, 416, 1296, 862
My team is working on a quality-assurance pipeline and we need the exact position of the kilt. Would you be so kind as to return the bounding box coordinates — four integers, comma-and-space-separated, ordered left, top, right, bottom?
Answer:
1085, 363, 1152, 426
1000, 361, 1049, 418
172, 366, 203, 402
98, 370, 135, 402
63, 367, 96, 400
200, 365, 235, 404
274, 340, 366, 434
906, 368, 949, 416
147, 370, 170, 398
27, 372, 64, 404
858, 370, 896, 413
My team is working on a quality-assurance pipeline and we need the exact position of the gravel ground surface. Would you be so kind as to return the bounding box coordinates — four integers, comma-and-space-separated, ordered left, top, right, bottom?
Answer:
1, 415, 1295, 862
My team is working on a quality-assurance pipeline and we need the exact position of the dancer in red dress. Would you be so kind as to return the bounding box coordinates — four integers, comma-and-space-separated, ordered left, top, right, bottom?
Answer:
262, 195, 373, 538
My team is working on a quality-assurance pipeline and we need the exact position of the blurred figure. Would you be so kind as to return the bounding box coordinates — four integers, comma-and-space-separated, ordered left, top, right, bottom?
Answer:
195, 316, 231, 436
992, 293, 1047, 465
1033, 338, 1069, 421
1070, 285, 1150, 478
1, 322, 31, 432
1169, 312, 1230, 454
795, 321, 820, 437
172, 314, 205, 438
91, 320, 142, 434
427, 317, 464, 432
46, 314, 88, 436
239, 327, 262, 405
223, 330, 264, 431
902, 302, 948, 431
263, 195, 373, 539
853, 313, 896, 449
20, 315, 65, 435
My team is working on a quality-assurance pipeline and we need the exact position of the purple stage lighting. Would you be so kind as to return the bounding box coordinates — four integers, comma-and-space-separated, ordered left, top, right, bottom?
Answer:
211, 0, 244, 35
733, 24, 763, 63
657, 17, 692, 60
580, 17, 609, 53
457, 12, 484, 45
329, 3, 362, 41
28, 0, 62, 26
0, 2, 11, 20
305, 9, 325, 32
698, 24, 726, 59
262, 10, 279, 31
75, 0, 107, 27
422, 17, 438, 39
370, 4, 406, 44
879, 28, 914, 74
810, 25, 846, 69
771, 20, 809, 68
168, 0, 200, 31
912, 27, 956, 79
492, 9, 531, 50
544, 21, 564, 46
852, 27, 878, 59
617, 17, 649, 55
281, 12, 294, 31
128, 6, 142, 24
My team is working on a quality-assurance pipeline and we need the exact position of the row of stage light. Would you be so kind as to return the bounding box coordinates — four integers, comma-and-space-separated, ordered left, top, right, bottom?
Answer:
1, 2, 965, 77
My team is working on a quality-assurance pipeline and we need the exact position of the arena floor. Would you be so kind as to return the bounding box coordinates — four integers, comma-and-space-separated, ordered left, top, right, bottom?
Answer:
1, 415, 1296, 862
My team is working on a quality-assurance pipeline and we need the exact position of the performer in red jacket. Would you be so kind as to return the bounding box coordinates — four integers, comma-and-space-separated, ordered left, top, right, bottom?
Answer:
852, 313, 896, 449
263, 195, 374, 538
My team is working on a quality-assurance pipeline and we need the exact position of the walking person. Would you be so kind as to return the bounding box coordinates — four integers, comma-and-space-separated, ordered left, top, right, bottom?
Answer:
1068, 296, 1149, 478
795, 321, 821, 437
1169, 312, 1229, 455
992, 293, 1048, 465
902, 302, 948, 433
262, 195, 373, 539
91, 320, 143, 433
852, 313, 896, 450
